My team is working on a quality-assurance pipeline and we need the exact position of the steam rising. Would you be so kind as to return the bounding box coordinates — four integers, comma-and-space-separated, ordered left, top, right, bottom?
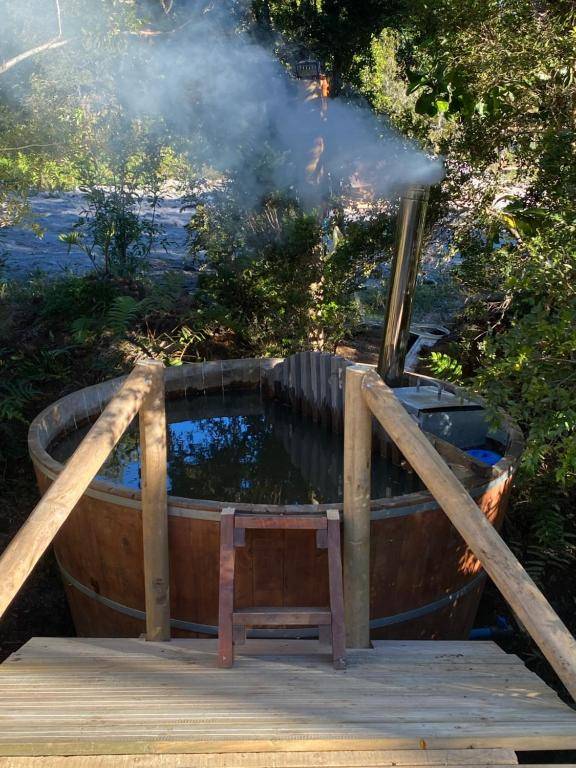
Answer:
1, 0, 444, 206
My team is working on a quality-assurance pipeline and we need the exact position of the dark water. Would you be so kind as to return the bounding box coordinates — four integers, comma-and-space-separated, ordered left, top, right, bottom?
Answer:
51, 391, 422, 504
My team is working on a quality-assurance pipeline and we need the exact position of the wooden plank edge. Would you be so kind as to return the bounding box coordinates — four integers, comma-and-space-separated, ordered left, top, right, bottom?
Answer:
0, 735, 575, 757
0, 748, 519, 767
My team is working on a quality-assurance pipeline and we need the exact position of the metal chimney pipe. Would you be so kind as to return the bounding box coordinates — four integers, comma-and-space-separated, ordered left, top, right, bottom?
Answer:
377, 185, 430, 386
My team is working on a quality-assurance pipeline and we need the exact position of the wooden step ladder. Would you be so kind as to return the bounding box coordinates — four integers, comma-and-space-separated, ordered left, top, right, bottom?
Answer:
218, 508, 346, 669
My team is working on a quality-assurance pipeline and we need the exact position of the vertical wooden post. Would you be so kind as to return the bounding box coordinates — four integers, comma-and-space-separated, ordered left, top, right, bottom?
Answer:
327, 509, 346, 669
138, 359, 171, 642
218, 508, 236, 668
343, 364, 372, 648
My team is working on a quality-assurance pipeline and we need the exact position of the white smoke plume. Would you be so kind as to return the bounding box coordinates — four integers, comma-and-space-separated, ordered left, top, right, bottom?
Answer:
0, 0, 444, 207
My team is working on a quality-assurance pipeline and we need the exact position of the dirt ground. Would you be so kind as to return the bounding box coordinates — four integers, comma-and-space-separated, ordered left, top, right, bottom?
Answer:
336, 326, 381, 365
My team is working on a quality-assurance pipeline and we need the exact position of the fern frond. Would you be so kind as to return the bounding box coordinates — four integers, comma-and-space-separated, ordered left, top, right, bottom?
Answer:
105, 295, 143, 335
71, 317, 97, 344
0, 380, 40, 422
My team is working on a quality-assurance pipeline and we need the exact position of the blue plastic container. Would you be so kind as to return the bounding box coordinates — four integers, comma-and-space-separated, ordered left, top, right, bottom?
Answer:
466, 448, 502, 466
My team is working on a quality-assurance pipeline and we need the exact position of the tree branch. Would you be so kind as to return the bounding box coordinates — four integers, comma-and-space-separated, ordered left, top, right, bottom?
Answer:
0, 0, 66, 77
127, 17, 194, 38
0, 143, 64, 152
0, 37, 68, 77
55, 0, 63, 38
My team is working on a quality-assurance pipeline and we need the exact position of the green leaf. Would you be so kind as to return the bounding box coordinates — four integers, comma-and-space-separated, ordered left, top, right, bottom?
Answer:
474, 100, 487, 117
415, 91, 438, 116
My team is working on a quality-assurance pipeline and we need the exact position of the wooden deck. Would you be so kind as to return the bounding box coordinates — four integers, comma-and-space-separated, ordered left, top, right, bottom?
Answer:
0, 639, 576, 761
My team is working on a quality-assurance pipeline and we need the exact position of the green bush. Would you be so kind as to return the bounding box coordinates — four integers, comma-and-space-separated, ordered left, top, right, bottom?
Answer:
189, 193, 387, 356
447, 214, 576, 556
60, 187, 162, 279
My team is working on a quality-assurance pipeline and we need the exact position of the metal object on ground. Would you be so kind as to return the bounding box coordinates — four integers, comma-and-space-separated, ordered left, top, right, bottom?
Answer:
403, 323, 449, 372
377, 185, 430, 386
295, 60, 322, 79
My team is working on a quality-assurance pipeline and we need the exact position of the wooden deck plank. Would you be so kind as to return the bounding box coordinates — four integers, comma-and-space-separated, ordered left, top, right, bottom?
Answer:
0, 639, 575, 756
371, 640, 509, 655
6, 637, 520, 662
2, 730, 576, 757
0, 748, 520, 767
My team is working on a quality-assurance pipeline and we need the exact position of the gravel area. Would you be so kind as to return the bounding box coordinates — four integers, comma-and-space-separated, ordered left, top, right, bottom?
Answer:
1, 191, 195, 281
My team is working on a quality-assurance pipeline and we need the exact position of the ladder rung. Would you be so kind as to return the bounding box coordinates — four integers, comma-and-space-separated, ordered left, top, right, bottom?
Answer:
233, 608, 331, 626
235, 515, 327, 530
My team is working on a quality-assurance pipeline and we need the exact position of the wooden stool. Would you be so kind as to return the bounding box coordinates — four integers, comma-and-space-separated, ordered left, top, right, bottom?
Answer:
218, 508, 346, 669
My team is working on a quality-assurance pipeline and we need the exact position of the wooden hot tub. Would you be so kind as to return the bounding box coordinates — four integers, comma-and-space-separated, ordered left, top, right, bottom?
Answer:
28, 358, 523, 640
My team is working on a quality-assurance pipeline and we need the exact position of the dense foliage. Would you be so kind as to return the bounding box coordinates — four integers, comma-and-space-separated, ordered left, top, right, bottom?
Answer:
188, 193, 393, 355
403, 1, 576, 564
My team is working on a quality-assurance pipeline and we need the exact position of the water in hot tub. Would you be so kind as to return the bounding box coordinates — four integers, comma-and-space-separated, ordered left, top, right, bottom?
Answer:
50, 390, 423, 504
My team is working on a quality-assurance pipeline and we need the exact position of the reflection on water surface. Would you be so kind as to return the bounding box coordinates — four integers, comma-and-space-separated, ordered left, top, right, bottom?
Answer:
51, 391, 422, 504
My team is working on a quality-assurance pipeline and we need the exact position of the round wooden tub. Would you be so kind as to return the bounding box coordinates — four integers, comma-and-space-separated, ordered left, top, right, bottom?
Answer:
28, 358, 523, 640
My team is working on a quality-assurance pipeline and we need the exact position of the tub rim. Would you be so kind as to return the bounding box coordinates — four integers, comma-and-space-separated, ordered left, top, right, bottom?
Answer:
28, 358, 524, 522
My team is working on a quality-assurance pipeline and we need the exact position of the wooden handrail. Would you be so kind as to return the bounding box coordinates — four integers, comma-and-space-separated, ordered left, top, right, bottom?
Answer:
360, 369, 576, 700
0, 361, 169, 640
